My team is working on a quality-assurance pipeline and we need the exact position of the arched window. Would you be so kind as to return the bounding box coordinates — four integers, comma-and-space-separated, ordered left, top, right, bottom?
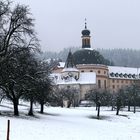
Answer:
98, 80, 101, 88
104, 80, 106, 89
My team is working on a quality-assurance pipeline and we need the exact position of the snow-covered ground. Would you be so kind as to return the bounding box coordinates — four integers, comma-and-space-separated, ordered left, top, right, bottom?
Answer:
0, 101, 140, 140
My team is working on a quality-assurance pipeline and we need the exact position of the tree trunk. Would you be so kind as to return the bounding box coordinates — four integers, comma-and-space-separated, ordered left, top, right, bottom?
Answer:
96, 104, 97, 110
13, 99, 19, 116
116, 106, 120, 115
111, 102, 114, 111
67, 100, 72, 108
134, 102, 136, 113
61, 101, 63, 108
40, 103, 44, 114
97, 105, 100, 119
28, 100, 34, 116
116, 98, 121, 115
128, 100, 130, 111
111, 105, 114, 111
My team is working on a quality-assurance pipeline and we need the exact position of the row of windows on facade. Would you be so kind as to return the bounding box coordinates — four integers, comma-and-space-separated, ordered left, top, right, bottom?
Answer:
110, 72, 139, 79
81, 70, 106, 74
97, 79, 132, 89
112, 79, 133, 84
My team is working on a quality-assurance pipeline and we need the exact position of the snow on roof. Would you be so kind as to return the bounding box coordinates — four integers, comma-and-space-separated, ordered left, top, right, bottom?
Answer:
62, 68, 79, 72
58, 62, 65, 68
108, 66, 140, 74
108, 66, 140, 79
78, 72, 96, 84
51, 72, 96, 85
83, 48, 94, 51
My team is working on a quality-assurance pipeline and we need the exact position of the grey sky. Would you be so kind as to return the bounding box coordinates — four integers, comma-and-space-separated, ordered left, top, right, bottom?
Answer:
14, 0, 140, 52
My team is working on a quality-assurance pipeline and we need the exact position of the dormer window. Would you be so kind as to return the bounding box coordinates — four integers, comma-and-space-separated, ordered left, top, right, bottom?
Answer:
119, 73, 123, 78
128, 74, 132, 78
132, 74, 136, 78
115, 73, 119, 77
123, 73, 128, 78
110, 72, 115, 77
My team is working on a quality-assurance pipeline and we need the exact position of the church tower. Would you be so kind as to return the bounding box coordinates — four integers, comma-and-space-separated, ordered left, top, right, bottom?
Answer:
61, 50, 79, 80
81, 19, 91, 48
64, 50, 77, 69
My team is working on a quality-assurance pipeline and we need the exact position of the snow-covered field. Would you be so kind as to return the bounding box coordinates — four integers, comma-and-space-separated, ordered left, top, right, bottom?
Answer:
0, 101, 140, 140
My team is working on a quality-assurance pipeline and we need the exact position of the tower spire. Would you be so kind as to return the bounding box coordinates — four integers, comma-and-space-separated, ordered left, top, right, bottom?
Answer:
85, 18, 87, 29
81, 19, 91, 48
64, 50, 77, 68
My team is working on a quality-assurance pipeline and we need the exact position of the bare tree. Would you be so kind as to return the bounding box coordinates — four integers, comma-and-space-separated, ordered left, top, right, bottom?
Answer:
0, 3, 38, 55
0, 1, 39, 115
86, 89, 110, 119
0, 47, 39, 115
125, 82, 140, 113
54, 87, 79, 108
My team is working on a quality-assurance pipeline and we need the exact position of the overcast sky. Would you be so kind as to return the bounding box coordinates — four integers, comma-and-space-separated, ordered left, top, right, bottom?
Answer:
14, 0, 140, 52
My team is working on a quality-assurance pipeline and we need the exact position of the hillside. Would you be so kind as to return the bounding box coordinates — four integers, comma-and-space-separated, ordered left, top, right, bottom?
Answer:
0, 101, 140, 140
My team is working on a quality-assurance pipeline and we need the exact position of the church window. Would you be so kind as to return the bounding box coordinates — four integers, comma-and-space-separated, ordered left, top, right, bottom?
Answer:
104, 80, 106, 89
98, 80, 101, 88
87, 39, 90, 45
98, 70, 101, 74
112, 85, 115, 89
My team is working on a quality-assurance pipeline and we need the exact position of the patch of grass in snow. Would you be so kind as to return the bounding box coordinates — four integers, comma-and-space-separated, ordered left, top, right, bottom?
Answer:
37, 112, 60, 117
88, 115, 111, 120
0, 110, 41, 120
118, 114, 130, 119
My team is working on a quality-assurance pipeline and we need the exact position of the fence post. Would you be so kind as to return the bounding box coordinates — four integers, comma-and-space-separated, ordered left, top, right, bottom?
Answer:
7, 120, 10, 140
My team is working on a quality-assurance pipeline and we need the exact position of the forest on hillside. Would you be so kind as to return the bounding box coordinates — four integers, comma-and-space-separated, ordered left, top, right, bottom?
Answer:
40, 47, 140, 67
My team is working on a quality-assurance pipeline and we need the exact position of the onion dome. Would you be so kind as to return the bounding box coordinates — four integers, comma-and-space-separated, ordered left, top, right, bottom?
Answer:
81, 22, 90, 36
73, 49, 110, 65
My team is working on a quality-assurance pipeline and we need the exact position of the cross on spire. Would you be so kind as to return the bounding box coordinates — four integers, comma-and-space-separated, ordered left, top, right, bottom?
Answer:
85, 18, 87, 29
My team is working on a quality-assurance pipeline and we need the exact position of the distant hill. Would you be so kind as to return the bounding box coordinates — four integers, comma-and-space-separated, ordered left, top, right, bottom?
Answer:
40, 47, 140, 67
98, 48, 140, 67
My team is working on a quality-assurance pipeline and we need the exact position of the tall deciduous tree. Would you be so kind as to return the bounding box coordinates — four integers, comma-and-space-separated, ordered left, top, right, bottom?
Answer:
0, 1, 39, 115
0, 47, 38, 115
